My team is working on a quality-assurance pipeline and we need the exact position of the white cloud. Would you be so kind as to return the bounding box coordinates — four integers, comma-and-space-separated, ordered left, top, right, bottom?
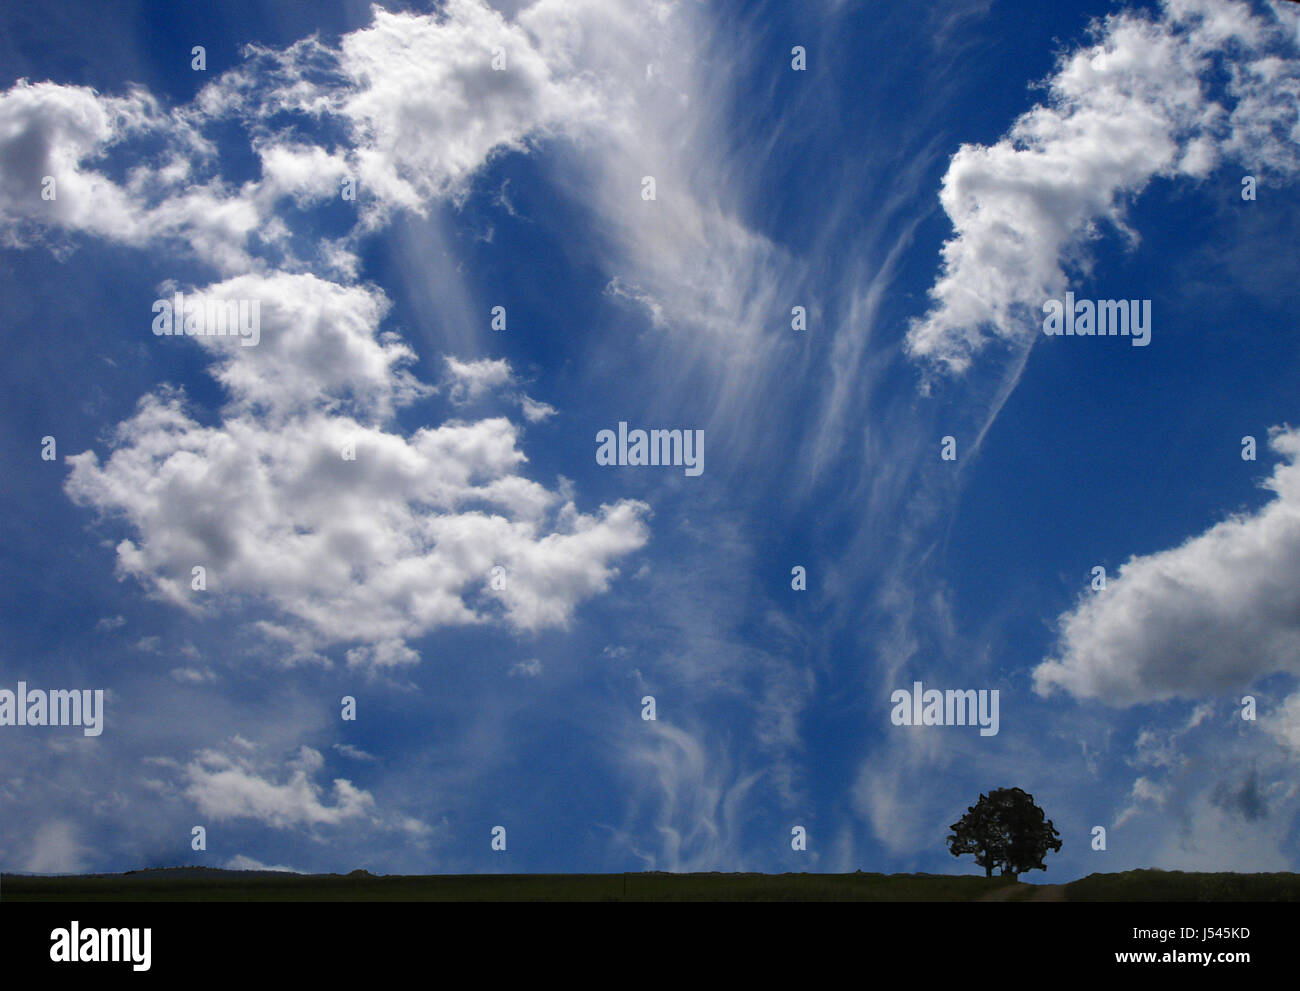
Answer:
180, 273, 432, 420
14, 5, 669, 667
0, 80, 167, 244
615, 721, 759, 872
1147, 792, 1293, 872
1115, 775, 1171, 829
519, 395, 556, 422
509, 0, 806, 451
336, 2, 598, 215
444, 355, 513, 404
0, 79, 265, 273
443, 359, 557, 422
65, 272, 648, 662
1034, 426, 1300, 705
0, 1, 801, 457
1109, 734, 1298, 871
182, 744, 376, 829
906, 0, 1300, 376
345, 640, 420, 668
253, 142, 350, 207
197, 1, 602, 227
1263, 691, 1300, 755
66, 386, 647, 657
0, 0, 608, 271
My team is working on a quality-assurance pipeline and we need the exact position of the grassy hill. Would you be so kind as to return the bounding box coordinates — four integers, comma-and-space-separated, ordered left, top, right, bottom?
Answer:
3, 867, 1299, 901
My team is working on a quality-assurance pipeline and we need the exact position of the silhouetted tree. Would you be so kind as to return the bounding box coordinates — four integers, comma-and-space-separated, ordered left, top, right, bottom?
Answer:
947, 787, 1061, 878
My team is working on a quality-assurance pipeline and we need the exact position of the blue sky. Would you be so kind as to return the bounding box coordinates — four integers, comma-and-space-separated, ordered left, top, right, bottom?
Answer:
1, 0, 1298, 879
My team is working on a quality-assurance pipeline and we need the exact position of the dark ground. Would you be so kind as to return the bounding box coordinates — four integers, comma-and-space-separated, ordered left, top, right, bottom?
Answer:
4, 867, 1299, 901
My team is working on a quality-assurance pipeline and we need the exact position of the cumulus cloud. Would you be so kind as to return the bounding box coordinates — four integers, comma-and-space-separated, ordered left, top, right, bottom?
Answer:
0, 0, 607, 271
63, 268, 648, 664
443, 358, 559, 423
66, 390, 647, 659
335, 2, 597, 212
0, 0, 796, 448
444, 355, 513, 404
65, 325, 648, 661
182, 744, 378, 829
1034, 425, 1300, 704
906, 0, 1300, 375
179, 274, 433, 421
195, 1, 601, 224
0, 10, 660, 671
0, 79, 264, 272
518, 395, 556, 422
0, 0, 805, 402
0, 80, 169, 242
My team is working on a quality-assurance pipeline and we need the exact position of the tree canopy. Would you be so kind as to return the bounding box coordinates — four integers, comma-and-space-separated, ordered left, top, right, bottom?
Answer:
947, 787, 1062, 878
